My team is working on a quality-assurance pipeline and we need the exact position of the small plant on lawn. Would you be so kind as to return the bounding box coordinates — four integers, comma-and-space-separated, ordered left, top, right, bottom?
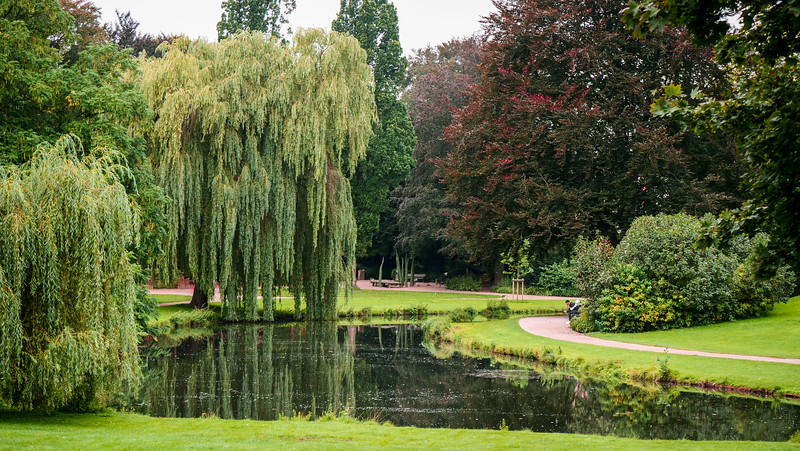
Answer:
657, 352, 675, 382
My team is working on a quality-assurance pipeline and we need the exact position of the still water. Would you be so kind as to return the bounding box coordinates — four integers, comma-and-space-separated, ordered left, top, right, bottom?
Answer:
134, 323, 800, 441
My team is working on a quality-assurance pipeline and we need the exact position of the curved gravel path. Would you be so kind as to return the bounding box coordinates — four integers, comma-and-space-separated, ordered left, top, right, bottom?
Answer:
519, 316, 800, 365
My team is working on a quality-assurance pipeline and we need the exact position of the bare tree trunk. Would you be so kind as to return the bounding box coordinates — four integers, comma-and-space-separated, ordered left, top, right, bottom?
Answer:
494, 261, 504, 285
190, 284, 209, 309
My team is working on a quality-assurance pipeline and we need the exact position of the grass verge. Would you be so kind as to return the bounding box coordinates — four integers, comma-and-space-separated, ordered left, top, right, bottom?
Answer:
0, 410, 796, 450
441, 316, 800, 396
151, 290, 567, 319
589, 297, 800, 359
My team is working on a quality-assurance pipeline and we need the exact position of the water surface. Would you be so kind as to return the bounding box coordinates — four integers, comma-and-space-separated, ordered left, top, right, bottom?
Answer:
135, 324, 800, 441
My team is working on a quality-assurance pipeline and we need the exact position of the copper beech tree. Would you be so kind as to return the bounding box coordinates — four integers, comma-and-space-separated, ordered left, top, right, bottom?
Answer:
440, 0, 742, 270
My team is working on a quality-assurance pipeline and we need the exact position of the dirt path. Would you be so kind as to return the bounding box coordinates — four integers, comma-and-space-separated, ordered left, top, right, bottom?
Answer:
518, 316, 800, 365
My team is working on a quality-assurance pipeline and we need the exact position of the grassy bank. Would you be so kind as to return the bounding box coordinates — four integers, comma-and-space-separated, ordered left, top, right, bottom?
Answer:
441, 315, 800, 395
0, 410, 796, 450
589, 297, 800, 359
152, 290, 566, 319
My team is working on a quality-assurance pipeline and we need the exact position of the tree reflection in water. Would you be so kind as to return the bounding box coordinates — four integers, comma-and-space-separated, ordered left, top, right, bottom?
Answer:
137, 324, 800, 441
141, 323, 355, 420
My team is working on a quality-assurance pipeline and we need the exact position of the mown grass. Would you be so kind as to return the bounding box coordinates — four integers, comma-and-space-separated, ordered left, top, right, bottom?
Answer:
590, 297, 800, 359
445, 314, 800, 395
0, 410, 796, 450
151, 290, 566, 317
150, 294, 192, 305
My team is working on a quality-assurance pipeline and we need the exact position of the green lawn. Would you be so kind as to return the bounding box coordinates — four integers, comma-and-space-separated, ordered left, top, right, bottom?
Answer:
151, 289, 567, 316
590, 297, 800, 359
151, 294, 192, 305
446, 312, 800, 394
0, 411, 795, 450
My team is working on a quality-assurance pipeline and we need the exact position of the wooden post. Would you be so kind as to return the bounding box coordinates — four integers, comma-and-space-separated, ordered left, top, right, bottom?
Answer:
512, 278, 525, 300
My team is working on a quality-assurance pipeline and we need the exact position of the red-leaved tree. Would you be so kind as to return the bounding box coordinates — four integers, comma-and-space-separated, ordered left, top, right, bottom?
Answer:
440, 0, 742, 271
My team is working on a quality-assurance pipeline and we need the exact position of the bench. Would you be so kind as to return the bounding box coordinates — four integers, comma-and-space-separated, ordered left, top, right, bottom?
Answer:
370, 279, 404, 288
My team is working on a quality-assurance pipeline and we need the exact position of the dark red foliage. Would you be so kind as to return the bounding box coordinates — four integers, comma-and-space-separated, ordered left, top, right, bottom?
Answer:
440, 0, 742, 267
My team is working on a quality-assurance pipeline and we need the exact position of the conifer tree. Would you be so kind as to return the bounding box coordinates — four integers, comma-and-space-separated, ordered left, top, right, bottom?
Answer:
332, 0, 416, 256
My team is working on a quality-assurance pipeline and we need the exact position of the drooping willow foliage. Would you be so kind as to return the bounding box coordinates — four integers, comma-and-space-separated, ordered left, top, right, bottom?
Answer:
0, 136, 141, 411
140, 30, 375, 321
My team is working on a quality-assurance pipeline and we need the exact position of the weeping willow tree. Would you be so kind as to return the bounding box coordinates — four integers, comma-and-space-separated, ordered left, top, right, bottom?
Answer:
0, 136, 141, 411
140, 30, 375, 321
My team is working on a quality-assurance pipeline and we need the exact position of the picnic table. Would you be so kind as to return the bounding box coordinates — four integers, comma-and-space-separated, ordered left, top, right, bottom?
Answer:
370, 279, 405, 288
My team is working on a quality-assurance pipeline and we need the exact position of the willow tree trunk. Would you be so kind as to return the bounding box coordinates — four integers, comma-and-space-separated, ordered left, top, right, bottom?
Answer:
190, 285, 209, 309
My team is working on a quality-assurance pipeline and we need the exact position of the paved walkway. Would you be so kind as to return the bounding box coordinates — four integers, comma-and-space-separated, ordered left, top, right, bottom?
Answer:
519, 316, 800, 365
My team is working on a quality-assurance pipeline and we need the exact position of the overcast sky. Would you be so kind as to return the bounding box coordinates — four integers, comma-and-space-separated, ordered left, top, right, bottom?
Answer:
91, 0, 496, 55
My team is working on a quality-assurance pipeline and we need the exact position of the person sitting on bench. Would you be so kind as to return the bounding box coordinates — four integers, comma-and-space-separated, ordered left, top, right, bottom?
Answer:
564, 300, 581, 320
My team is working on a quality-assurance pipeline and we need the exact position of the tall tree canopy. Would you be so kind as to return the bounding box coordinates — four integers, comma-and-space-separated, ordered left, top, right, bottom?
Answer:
332, 0, 416, 256
624, 0, 800, 275
217, 0, 296, 41
394, 37, 483, 262
140, 30, 375, 321
0, 136, 141, 411
53, 0, 108, 64
0, 0, 168, 330
106, 10, 184, 58
440, 0, 741, 270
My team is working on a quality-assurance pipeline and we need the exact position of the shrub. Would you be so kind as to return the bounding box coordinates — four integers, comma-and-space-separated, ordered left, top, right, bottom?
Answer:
536, 260, 577, 296
569, 310, 596, 333
445, 274, 482, 292
491, 277, 513, 293
405, 304, 429, 318
571, 236, 615, 298
583, 214, 796, 332
483, 298, 511, 320
422, 317, 452, 340
449, 307, 478, 323
731, 245, 796, 318
588, 264, 685, 332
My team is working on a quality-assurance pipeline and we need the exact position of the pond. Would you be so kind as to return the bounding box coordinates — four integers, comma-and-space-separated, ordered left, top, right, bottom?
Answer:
134, 323, 800, 441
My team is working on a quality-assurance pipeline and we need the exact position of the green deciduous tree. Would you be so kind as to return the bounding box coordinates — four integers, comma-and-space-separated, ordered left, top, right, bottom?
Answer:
623, 0, 800, 275
0, 136, 141, 411
140, 30, 375, 321
217, 0, 296, 41
54, 0, 109, 64
332, 0, 416, 256
394, 37, 483, 268
0, 0, 168, 332
440, 0, 741, 271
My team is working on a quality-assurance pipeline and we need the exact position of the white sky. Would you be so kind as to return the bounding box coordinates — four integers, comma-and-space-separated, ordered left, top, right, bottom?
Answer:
92, 0, 496, 55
